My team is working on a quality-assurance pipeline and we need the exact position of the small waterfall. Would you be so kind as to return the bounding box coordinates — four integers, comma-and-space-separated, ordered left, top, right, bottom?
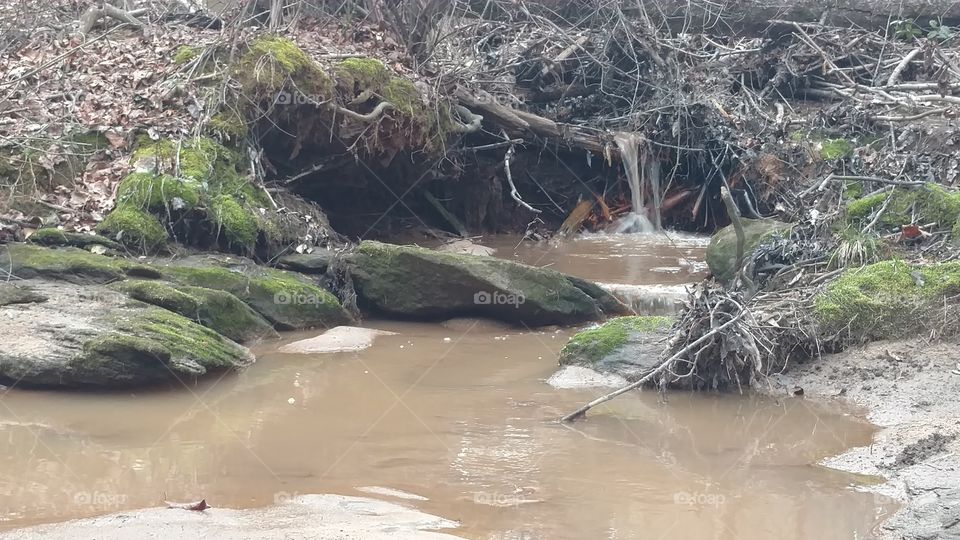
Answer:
611, 132, 658, 233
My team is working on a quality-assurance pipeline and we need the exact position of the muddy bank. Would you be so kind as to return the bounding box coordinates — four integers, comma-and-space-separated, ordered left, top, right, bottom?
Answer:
0, 494, 461, 539
769, 338, 960, 539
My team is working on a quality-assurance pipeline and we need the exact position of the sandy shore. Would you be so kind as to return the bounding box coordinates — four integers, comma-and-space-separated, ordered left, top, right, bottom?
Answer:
769, 338, 960, 539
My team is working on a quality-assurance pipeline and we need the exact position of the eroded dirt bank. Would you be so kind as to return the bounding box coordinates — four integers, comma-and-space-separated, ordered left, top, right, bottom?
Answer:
770, 338, 960, 539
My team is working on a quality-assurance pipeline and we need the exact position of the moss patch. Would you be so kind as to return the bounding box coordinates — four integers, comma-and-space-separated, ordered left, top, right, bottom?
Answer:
4, 244, 159, 284
208, 110, 248, 140
238, 36, 333, 98
209, 194, 260, 247
814, 260, 960, 342
846, 183, 960, 231
102, 136, 268, 254
335, 57, 392, 91
115, 173, 202, 211
112, 280, 277, 343
173, 45, 198, 65
820, 138, 853, 160
96, 206, 168, 251
159, 262, 351, 330
81, 308, 253, 384
559, 316, 673, 365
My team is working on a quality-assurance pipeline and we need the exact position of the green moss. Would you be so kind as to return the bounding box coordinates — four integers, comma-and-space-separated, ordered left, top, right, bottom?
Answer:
820, 138, 853, 160
842, 182, 863, 200
4, 244, 158, 284
173, 45, 198, 65
109, 136, 272, 254
560, 316, 673, 364
81, 308, 254, 383
846, 183, 960, 231
111, 280, 277, 343
208, 110, 248, 140
97, 206, 167, 251
115, 173, 202, 211
209, 194, 259, 248
238, 36, 332, 98
159, 262, 351, 330
814, 260, 960, 341
381, 77, 421, 116
131, 137, 239, 183
28, 228, 120, 250
788, 130, 807, 142
335, 57, 391, 90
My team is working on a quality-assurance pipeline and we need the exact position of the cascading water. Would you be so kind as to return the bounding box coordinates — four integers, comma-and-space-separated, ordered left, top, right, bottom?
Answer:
610, 132, 656, 234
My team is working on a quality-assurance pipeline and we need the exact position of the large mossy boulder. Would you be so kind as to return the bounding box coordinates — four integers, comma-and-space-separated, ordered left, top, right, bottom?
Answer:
0, 281, 253, 389
156, 255, 352, 330
111, 280, 279, 343
346, 241, 631, 326
558, 316, 673, 380
814, 260, 960, 343
706, 219, 791, 282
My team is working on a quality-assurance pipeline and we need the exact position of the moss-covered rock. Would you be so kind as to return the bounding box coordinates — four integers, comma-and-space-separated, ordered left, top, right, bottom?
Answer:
814, 260, 960, 342
157, 257, 351, 330
96, 206, 168, 251
3, 244, 159, 284
706, 219, 792, 282
101, 136, 270, 254
111, 280, 278, 343
0, 281, 253, 389
559, 316, 673, 368
28, 228, 120, 250
346, 241, 631, 326
846, 183, 960, 232
115, 173, 202, 212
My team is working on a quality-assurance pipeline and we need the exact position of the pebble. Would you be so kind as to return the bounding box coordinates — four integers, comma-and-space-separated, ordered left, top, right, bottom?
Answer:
287, 398, 296, 405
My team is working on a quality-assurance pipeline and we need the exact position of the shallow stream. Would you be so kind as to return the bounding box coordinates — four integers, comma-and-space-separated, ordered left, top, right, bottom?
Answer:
0, 234, 894, 538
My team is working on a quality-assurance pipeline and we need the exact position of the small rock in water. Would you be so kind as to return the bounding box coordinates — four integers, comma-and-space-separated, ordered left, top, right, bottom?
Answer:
278, 326, 397, 354
547, 366, 629, 389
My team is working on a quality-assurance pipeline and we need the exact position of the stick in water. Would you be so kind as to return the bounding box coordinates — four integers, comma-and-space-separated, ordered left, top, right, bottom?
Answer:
560, 312, 746, 423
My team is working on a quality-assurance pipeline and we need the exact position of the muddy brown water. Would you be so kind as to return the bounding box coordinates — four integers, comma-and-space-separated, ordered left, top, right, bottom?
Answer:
0, 234, 895, 538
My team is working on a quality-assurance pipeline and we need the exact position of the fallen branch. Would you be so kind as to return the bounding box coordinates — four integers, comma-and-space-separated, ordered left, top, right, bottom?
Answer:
79, 3, 145, 35
560, 311, 748, 423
